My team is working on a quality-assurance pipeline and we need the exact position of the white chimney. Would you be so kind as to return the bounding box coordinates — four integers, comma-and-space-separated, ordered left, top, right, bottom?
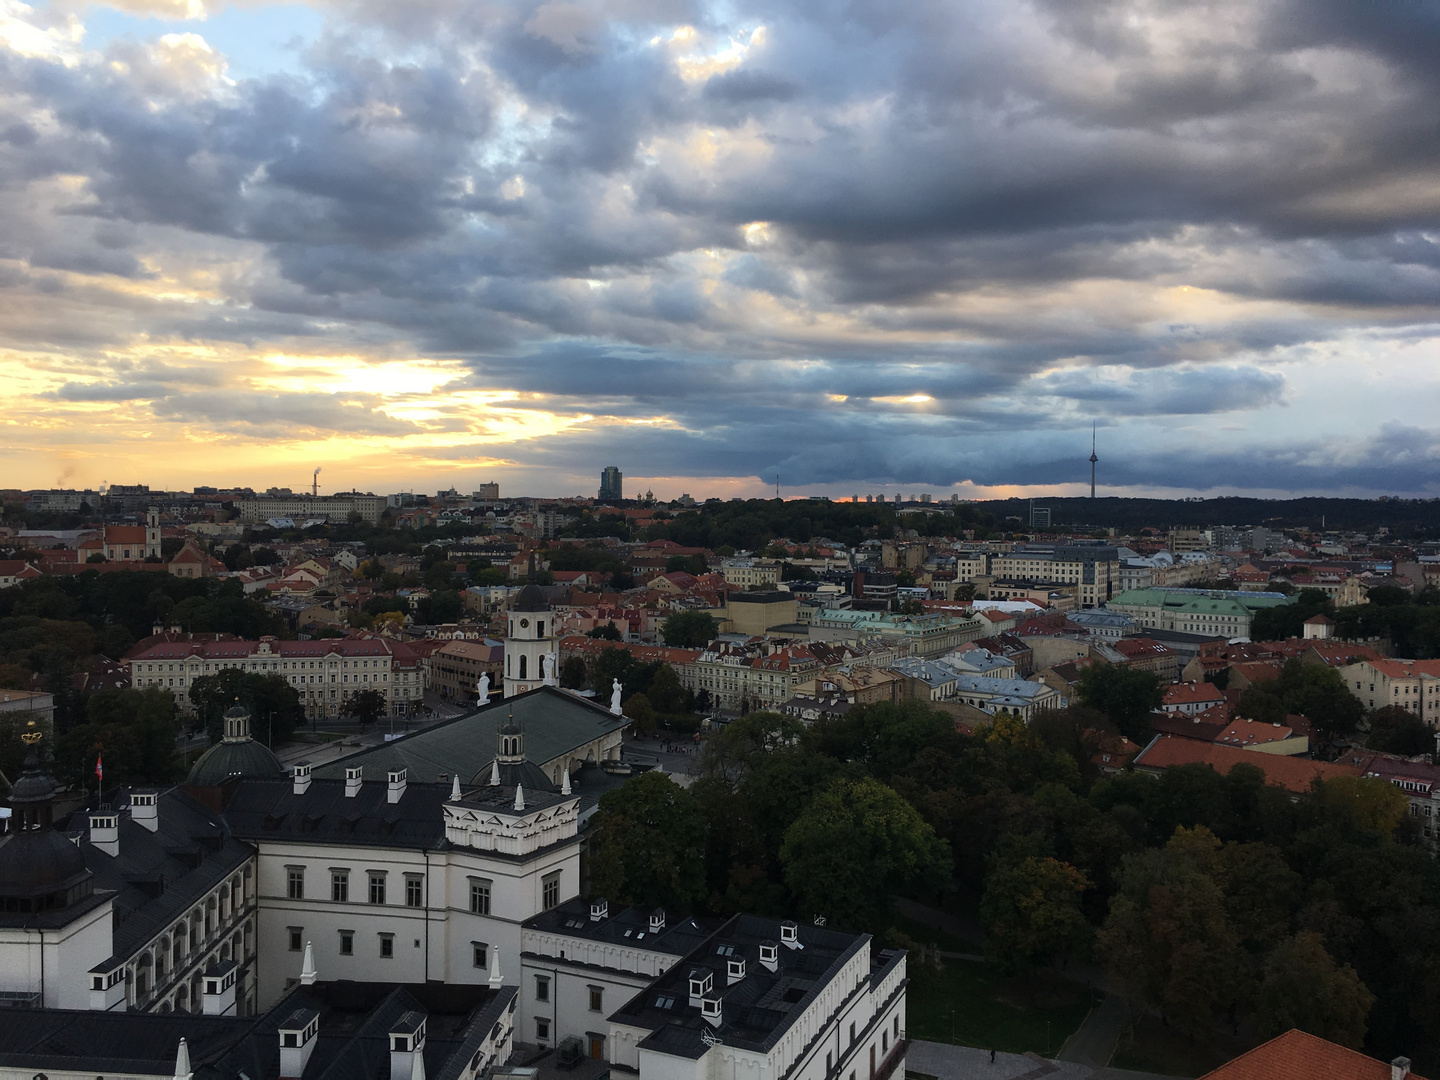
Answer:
89, 962, 126, 1012
701, 996, 722, 1028
201, 959, 238, 1016
130, 791, 159, 832
345, 765, 363, 798
387, 768, 407, 804
687, 969, 713, 1007
758, 941, 778, 972
590, 898, 608, 922
727, 957, 746, 985
389, 1011, 428, 1080
1393, 1058, 1412, 1080
278, 1009, 320, 1079
780, 921, 800, 949
89, 810, 119, 857
292, 762, 312, 796
649, 908, 665, 933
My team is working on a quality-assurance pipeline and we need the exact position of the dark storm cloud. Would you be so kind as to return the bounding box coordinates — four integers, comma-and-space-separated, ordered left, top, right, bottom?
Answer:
3, 0, 1440, 490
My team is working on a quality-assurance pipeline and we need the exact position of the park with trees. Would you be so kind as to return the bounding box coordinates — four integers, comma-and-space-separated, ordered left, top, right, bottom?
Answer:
583, 697, 1440, 1071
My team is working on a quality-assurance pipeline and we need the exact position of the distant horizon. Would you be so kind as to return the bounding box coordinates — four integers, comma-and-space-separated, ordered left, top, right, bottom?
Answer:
4, 0, 1439, 499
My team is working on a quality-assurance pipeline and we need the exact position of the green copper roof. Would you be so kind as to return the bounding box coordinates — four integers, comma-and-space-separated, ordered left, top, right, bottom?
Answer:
313, 685, 628, 785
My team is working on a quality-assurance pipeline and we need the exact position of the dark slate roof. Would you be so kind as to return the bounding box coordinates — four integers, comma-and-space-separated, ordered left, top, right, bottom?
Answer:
513, 583, 550, 611
0, 1005, 241, 1076
54, 788, 253, 962
312, 686, 629, 785
609, 914, 887, 1061
186, 736, 285, 786
523, 896, 717, 956
0, 982, 516, 1080
197, 980, 516, 1080
226, 775, 576, 855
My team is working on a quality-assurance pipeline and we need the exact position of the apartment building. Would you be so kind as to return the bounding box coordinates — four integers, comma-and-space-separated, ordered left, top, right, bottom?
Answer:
129, 636, 425, 718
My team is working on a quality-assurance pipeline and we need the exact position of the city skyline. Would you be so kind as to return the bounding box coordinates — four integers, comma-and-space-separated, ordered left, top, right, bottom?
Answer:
2, 0, 1439, 497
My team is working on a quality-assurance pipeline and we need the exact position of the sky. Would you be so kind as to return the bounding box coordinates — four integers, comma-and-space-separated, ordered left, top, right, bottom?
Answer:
2, 0, 1439, 502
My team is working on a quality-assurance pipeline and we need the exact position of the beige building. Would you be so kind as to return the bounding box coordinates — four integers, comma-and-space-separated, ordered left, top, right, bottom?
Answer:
236, 493, 386, 525
129, 636, 426, 718
725, 590, 799, 636
988, 546, 1119, 608
721, 559, 782, 589
1340, 658, 1440, 723
433, 640, 505, 702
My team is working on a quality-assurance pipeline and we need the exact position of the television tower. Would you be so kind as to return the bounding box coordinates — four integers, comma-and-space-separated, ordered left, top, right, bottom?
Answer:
1089, 424, 1098, 498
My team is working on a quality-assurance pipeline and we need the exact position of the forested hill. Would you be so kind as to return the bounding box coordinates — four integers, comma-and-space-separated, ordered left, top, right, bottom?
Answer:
976, 496, 1440, 534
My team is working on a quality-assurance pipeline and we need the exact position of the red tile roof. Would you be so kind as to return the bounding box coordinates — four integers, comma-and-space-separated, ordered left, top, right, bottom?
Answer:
1135, 736, 1363, 794
1163, 682, 1227, 707
1200, 1029, 1425, 1080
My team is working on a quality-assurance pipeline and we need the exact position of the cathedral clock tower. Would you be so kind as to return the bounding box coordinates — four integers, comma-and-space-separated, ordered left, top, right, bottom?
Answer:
504, 584, 556, 698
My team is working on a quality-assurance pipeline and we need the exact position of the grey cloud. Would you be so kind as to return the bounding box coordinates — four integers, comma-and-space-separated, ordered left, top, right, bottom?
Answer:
2, 0, 1440, 491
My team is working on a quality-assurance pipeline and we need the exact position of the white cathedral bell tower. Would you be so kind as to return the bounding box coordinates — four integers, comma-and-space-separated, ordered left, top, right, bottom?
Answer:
505, 584, 555, 698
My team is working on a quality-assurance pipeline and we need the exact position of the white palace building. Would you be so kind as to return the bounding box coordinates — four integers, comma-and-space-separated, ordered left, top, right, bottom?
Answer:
0, 678, 909, 1080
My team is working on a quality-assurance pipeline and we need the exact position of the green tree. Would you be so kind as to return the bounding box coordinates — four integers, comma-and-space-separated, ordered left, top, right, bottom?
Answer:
190, 669, 304, 746
1252, 931, 1375, 1048
647, 664, 688, 714
1251, 589, 1334, 641
560, 656, 588, 689
1366, 706, 1432, 756
1097, 826, 1248, 1037
661, 610, 718, 648
344, 689, 388, 729
623, 692, 659, 734
1077, 664, 1163, 741
587, 622, 622, 641
52, 687, 182, 787
780, 776, 951, 929
665, 554, 709, 575
588, 771, 707, 910
980, 855, 1092, 974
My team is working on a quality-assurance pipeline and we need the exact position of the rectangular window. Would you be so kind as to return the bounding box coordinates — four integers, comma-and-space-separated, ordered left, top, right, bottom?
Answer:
535, 976, 550, 1002
589, 986, 604, 1012
339, 931, 353, 955
288, 928, 302, 952
850, 1022, 856, 1045
369, 872, 386, 905
473, 942, 489, 968
405, 876, 423, 908
536, 1019, 550, 1043
287, 868, 305, 900
542, 872, 560, 910
330, 871, 350, 903
379, 934, 394, 959
469, 879, 492, 915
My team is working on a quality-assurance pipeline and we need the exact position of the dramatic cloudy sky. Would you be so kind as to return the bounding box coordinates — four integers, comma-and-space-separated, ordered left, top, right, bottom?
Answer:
2, 0, 1439, 499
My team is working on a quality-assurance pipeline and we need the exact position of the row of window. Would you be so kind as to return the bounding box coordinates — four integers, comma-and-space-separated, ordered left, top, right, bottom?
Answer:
284, 868, 563, 913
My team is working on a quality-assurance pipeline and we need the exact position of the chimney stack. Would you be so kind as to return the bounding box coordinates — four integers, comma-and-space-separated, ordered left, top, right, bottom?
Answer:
389, 1012, 428, 1080
293, 762, 312, 796
201, 959, 238, 1016
1393, 1058, 1412, 1080
590, 898, 608, 922
89, 809, 119, 857
278, 1009, 320, 1079
387, 768, 407, 804
345, 765, 363, 798
130, 791, 159, 832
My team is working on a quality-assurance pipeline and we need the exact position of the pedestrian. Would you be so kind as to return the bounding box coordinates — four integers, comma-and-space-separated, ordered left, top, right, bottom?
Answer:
989, 1049, 995, 1064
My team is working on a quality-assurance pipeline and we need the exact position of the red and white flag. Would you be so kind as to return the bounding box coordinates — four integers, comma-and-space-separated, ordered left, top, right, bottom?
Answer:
95, 753, 103, 783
